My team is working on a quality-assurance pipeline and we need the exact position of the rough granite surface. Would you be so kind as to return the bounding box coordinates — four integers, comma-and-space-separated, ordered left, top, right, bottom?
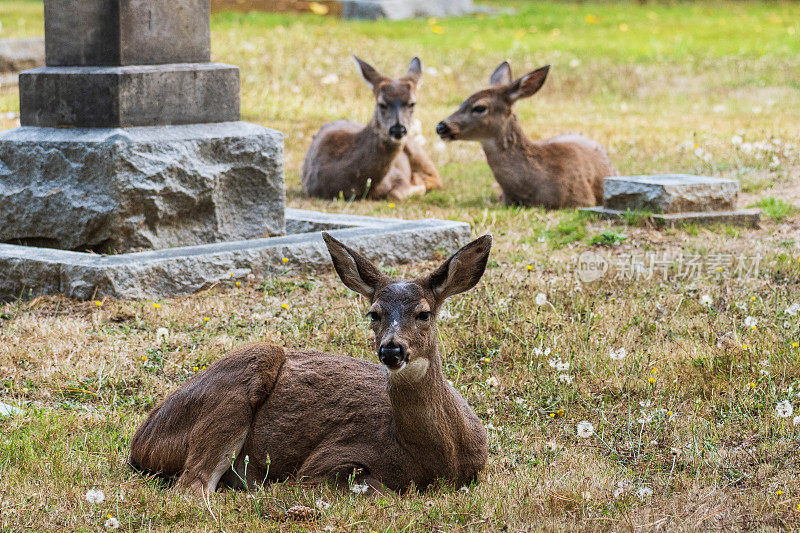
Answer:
604, 175, 739, 214
0, 122, 285, 252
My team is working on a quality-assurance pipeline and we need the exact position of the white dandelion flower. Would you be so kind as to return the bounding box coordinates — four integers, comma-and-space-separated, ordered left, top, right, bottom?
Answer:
556, 361, 570, 372
350, 482, 369, 494
731, 134, 743, 145
156, 327, 169, 341
744, 316, 757, 329
104, 517, 120, 529
485, 376, 499, 389
576, 421, 594, 438
548, 357, 560, 369
613, 486, 626, 499
636, 487, 654, 500
776, 400, 794, 418
546, 440, 559, 452
535, 293, 547, 306
609, 347, 627, 361
315, 498, 331, 510
700, 294, 713, 306
558, 374, 573, 384
785, 302, 800, 316
85, 488, 105, 504
639, 400, 651, 408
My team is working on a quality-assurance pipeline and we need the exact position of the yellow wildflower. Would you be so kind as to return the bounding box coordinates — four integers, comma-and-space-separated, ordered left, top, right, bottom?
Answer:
152, 302, 161, 309
648, 377, 656, 384
431, 25, 445, 34
94, 300, 102, 307
236, 281, 241, 287
281, 303, 289, 310
282, 257, 289, 264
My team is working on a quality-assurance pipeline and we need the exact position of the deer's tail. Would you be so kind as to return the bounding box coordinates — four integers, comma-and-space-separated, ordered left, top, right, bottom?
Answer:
129, 343, 286, 492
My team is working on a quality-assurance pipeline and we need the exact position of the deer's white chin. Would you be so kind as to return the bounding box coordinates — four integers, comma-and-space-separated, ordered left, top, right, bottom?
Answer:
389, 358, 429, 382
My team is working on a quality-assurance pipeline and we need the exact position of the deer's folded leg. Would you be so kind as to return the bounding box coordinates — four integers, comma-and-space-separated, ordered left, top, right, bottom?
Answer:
130, 344, 286, 494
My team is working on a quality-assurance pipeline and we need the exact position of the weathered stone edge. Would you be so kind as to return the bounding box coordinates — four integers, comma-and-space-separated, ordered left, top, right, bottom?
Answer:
0, 214, 471, 301
581, 207, 761, 228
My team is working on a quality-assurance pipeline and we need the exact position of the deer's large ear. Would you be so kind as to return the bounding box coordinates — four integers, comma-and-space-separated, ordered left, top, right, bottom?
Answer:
426, 235, 492, 302
322, 232, 388, 299
506, 65, 550, 102
353, 55, 384, 90
405, 56, 422, 84
489, 61, 513, 86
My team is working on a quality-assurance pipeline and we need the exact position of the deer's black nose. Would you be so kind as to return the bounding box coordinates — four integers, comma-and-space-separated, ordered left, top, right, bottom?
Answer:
436, 121, 451, 136
379, 342, 406, 368
388, 124, 407, 140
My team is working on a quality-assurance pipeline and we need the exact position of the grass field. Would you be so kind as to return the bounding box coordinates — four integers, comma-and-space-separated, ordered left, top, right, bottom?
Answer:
1, 1, 800, 530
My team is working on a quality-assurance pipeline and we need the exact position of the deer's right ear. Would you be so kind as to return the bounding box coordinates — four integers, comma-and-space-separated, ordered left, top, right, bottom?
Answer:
322, 232, 387, 299
427, 235, 492, 302
353, 55, 383, 90
405, 56, 422, 84
506, 65, 550, 102
489, 61, 513, 86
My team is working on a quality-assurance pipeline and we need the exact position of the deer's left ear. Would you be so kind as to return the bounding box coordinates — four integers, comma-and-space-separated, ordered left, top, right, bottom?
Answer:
507, 65, 550, 102
426, 235, 492, 302
405, 56, 422, 85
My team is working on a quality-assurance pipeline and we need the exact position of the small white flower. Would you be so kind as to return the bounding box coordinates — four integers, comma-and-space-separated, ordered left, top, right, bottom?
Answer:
315, 498, 331, 510
350, 482, 369, 495
548, 357, 560, 369
576, 421, 594, 438
613, 486, 626, 499
620, 102, 629, 112
731, 134, 743, 145
459, 486, 470, 493
556, 361, 570, 372
637, 413, 653, 424
700, 294, 713, 306
776, 400, 794, 418
569, 58, 581, 68
535, 293, 547, 306
639, 400, 651, 408
320, 73, 339, 85
713, 104, 726, 113
609, 347, 627, 361
104, 517, 120, 529
485, 376, 499, 389
744, 316, 757, 329
156, 327, 169, 341
582, 490, 593, 500
85, 488, 105, 504
545, 440, 559, 452
558, 374, 573, 384
636, 486, 654, 500
785, 302, 800, 316
793, 414, 800, 426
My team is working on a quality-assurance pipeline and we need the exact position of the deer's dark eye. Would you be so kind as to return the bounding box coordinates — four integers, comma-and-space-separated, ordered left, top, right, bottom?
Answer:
407, 102, 416, 108
416, 311, 431, 321
367, 311, 381, 322
472, 105, 487, 114
378, 103, 388, 110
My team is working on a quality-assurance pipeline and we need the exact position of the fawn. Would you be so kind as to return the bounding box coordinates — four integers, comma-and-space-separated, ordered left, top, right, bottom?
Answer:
302, 56, 441, 201
436, 62, 616, 208
130, 233, 491, 494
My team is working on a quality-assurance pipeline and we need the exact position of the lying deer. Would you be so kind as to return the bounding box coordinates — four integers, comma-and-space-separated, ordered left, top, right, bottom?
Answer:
302, 56, 441, 201
436, 62, 616, 208
130, 233, 491, 494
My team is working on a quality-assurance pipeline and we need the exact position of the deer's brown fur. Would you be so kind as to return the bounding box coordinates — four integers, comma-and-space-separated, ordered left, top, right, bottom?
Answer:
437, 62, 616, 208
130, 233, 491, 494
302, 56, 441, 201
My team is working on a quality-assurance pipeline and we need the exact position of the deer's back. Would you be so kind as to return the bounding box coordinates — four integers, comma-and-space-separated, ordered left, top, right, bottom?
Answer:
302, 120, 368, 199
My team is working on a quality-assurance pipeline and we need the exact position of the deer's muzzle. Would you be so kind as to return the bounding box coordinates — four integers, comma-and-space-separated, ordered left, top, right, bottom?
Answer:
379, 342, 407, 370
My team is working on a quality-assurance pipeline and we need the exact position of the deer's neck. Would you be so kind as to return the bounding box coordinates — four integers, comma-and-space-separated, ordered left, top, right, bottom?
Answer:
387, 350, 463, 448
479, 116, 546, 198
353, 118, 404, 186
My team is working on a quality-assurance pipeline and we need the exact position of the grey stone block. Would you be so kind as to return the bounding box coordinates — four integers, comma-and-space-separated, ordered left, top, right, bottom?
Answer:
44, 0, 210, 66
0, 38, 45, 73
0, 122, 285, 253
20, 64, 240, 128
341, 0, 476, 19
604, 175, 739, 214
0, 211, 471, 300
582, 207, 761, 228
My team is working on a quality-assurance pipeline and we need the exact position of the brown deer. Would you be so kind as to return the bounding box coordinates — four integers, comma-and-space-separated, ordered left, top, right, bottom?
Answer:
436, 62, 616, 208
130, 233, 491, 494
302, 56, 441, 201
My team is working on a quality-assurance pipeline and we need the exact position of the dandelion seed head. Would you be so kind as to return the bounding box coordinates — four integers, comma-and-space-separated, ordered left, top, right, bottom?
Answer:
776, 400, 794, 418
577, 420, 594, 438
86, 488, 105, 504
104, 516, 120, 529
535, 293, 547, 306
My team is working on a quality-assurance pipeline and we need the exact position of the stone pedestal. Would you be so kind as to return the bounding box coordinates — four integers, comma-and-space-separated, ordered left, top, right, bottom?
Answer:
1, 0, 286, 253
0, 123, 284, 252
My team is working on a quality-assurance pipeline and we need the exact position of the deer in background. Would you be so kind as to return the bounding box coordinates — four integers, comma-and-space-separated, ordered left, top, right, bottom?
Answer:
130, 233, 491, 494
302, 56, 441, 201
436, 62, 616, 208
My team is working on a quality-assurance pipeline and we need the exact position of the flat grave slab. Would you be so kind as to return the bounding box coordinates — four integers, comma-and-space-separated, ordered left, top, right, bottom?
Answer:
582, 207, 761, 228
0, 209, 471, 301
603, 174, 739, 213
